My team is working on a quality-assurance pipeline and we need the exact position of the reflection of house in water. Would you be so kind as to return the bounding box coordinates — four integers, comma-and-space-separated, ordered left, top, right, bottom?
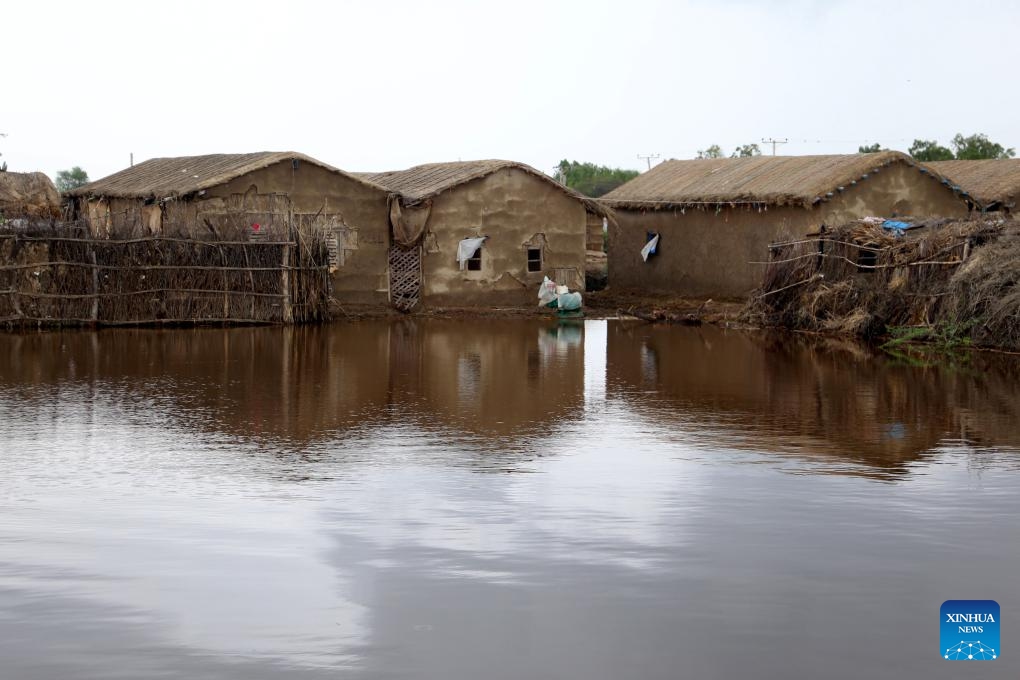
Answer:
390, 319, 585, 438
0, 320, 585, 455
606, 322, 1020, 477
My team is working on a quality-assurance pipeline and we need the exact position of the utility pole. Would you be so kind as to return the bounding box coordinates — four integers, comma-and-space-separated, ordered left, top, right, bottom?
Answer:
637, 153, 660, 170
761, 138, 788, 156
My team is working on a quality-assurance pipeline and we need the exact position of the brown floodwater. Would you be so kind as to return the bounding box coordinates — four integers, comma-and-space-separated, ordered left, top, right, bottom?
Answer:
1, 319, 1019, 679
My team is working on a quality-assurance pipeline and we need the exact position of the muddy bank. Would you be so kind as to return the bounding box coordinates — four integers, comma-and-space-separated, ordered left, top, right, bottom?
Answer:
586, 289, 746, 324
329, 291, 746, 324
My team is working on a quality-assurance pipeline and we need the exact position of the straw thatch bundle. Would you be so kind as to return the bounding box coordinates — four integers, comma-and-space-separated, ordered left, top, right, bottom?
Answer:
928, 159, 1020, 209
745, 216, 1020, 348
66, 152, 386, 200
0, 172, 61, 218
600, 152, 947, 209
361, 159, 613, 219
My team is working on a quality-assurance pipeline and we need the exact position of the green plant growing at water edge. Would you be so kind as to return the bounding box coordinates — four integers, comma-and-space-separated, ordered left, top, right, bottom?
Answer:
880, 321, 978, 367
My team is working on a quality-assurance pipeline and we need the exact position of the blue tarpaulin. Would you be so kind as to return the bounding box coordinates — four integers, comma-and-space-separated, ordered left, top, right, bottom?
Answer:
882, 220, 911, 233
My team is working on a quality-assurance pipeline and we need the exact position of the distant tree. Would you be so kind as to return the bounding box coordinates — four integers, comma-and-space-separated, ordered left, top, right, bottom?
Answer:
858, 143, 885, 153
696, 144, 724, 159
55, 166, 90, 192
908, 139, 954, 162
555, 160, 639, 197
731, 143, 761, 158
951, 133, 1016, 160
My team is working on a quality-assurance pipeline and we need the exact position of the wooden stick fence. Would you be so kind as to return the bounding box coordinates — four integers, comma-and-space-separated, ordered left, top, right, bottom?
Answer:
0, 229, 332, 328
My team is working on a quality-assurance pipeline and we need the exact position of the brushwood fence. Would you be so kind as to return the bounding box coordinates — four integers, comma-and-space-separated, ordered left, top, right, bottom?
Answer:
0, 225, 332, 328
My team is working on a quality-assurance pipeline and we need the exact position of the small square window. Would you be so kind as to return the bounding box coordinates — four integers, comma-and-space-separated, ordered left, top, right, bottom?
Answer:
466, 247, 482, 271
857, 245, 877, 272
527, 247, 542, 272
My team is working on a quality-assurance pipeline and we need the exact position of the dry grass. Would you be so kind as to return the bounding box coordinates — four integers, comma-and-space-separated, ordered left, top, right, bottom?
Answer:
744, 216, 1020, 349
928, 159, 1020, 207
362, 159, 613, 219
66, 152, 385, 199
599, 151, 952, 209
0, 172, 61, 218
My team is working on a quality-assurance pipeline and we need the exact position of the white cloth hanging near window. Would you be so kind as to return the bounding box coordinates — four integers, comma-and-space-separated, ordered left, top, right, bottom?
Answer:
640, 234, 660, 262
457, 237, 487, 270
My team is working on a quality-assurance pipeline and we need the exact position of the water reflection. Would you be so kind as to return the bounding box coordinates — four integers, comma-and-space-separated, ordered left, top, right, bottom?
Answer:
4, 321, 1020, 478
4, 321, 1020, 678
607, 323, 1020, 477
0, 320, 585, 453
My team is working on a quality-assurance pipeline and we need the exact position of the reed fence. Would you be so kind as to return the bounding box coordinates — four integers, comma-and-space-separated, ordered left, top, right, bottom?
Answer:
0, 223, 332, 328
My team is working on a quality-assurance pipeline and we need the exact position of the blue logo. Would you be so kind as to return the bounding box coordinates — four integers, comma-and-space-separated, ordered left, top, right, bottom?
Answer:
941, 600, 999, 660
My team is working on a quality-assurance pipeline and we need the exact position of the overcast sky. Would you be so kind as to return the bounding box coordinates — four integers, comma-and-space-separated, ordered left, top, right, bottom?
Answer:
4, 0, 1018, 181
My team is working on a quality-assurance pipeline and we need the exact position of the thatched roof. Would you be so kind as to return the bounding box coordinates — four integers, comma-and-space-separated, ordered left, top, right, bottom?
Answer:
600, 151, 942, 209
66, 152, 386, 200
927, 160, 1020, 208
0, 171, 61, 216
361, 159, 611, 217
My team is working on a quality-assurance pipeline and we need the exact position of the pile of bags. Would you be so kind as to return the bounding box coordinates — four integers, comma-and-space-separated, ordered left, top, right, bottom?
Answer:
537, 276, 582, 312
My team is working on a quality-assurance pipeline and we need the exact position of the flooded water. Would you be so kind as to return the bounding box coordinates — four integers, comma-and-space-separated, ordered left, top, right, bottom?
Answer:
2, 319, 1020, 679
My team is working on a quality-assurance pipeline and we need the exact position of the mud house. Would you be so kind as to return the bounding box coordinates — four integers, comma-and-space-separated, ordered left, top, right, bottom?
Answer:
0, 171, 61, 219
66, 152, 392, 304
599, 151, 971, 299
927, 159, 1020, 214
361, 160, 606, 308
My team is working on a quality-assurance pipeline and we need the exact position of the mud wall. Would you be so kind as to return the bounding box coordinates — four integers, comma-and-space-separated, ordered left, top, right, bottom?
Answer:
420, 168, 587, 306
209, 162, 391, 305
586, 213, 605, 252
609, 203, 812, 299
818, 161, 970, 224
608, 161, 971, 299
75, 161, 392, 305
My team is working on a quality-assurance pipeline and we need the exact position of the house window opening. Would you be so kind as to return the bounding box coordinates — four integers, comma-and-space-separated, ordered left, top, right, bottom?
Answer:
327, 231, 341, 271
857, 244, 878, 272
527, 247, 543, 272
467, 247, 482, 271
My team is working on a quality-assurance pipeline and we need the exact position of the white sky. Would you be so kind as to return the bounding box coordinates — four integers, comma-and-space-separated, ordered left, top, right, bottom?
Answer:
3, 0, 1018, 181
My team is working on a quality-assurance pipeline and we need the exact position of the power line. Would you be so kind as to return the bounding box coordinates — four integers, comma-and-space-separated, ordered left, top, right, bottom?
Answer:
637, 153, 660, 170
761, 138, 788, 156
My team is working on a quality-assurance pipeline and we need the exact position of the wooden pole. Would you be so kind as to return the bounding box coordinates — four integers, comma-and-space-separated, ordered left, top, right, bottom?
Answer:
219, 245, 230, 320
90, 245, 100, 323
281, 243, 294, 323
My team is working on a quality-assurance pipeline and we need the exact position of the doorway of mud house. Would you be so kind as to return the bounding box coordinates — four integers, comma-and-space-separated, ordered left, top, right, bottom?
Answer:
387, 244, 422, 311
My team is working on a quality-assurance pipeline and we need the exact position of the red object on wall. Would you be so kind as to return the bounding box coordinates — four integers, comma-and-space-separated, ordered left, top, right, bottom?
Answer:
252, 223, 261, 232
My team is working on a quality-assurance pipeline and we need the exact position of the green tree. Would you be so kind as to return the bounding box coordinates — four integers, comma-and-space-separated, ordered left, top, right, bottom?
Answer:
908, 139, 954, 162
696, 144, 724, 159
555, 160, 639, 197
56, 166, 90, 192
951, 133, 1016, 160
858, 143, 885, 153
731, 143, 761, 158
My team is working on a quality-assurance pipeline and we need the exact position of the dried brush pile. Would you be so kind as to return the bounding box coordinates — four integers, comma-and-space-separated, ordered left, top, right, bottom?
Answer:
1, 220, 332, 328
744, 216, 1020, 349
